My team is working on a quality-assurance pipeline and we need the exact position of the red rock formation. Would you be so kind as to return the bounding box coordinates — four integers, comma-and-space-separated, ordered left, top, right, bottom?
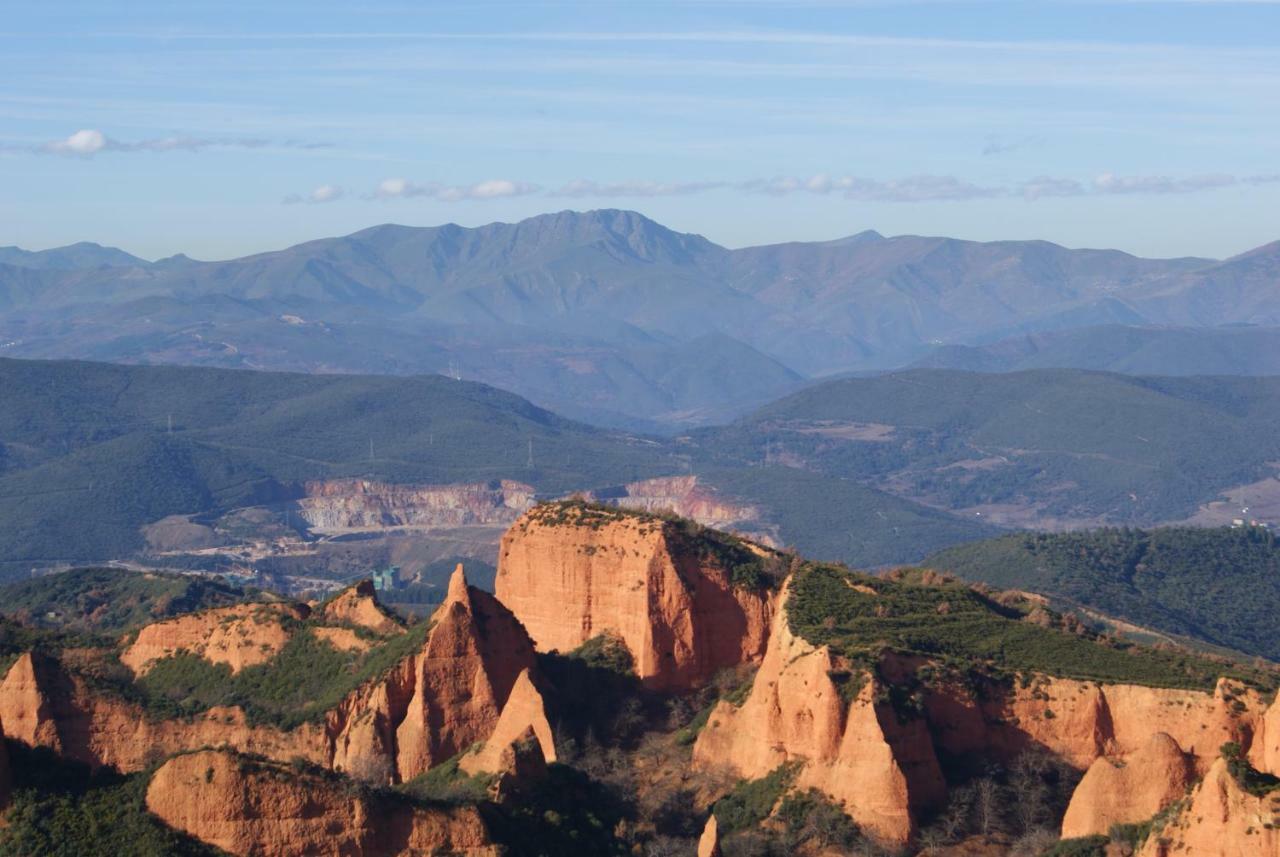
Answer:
319, 579, 405, 636
697, 814, 723, 857
145, 749, 499, 857
328, 564, 538, 784
1249, 693, 1280, 776
298, 479, 535, 530
692, 582, 943, 846
495, 505, 775, 691
0, 717, 11, 812
1061, 732, 1193, 838
3, 566, 536, 786
120, 602, 309, 676
0, 651, 327, 772
922, 672, 1266, 775
1135, 758, 1280, 857
459, 668, 556, 776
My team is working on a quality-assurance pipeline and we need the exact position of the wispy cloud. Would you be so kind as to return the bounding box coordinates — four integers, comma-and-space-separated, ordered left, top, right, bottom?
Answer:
283, 184, 345, 205
551, 179, 728, 197
36, 128, 327, 157
742, 173, 1004, 202
371, 177, 540, 201
285, 169, 1280, 207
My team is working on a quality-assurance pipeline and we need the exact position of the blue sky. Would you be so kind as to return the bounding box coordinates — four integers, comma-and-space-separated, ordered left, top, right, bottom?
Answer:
2, 1, 1278, 260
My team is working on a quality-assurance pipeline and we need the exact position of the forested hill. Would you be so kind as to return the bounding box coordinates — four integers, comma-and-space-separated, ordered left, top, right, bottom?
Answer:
0, 358, 677, 566
924, 526, 1280, 660
700, 369, 1280, 526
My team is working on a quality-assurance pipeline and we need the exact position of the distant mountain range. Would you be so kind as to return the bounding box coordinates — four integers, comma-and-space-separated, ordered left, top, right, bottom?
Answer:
2, 210, 1277, 428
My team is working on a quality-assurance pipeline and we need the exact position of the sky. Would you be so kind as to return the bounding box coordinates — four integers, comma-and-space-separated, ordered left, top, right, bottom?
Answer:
2, 0, 1278, 261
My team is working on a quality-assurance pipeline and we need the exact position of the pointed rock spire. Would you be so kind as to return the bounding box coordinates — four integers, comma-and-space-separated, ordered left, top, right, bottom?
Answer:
698, 814, 722, 857
445, 562, 470, 607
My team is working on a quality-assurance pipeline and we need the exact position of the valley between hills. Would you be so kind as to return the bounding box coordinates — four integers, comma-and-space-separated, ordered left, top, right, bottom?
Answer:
1, 501, 1278, 856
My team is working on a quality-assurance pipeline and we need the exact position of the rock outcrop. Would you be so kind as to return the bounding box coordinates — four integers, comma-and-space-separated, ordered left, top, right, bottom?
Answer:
1061, 732, 1193, 838
146, 749, 499, 857
120, 602, 309, 676
697, 814, 723, 857
330, 564, 538, 783
1250, 692, 1280, 776
496, 504, 776, 691
319, 579, 405, 636
921, 671, 1266, 775
3, 566, 537, 786
298, 479, 535, 531
459, 668, 556, 777
0, 718, 11, 812
692, 582, 943, 846
1135, 758, 1280, 857
0, 651, 326, 772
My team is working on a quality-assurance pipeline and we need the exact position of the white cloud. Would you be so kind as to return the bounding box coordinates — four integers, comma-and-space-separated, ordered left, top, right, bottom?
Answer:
37, 129, 316, 157
44, 129, 107, 155
1019, 176, 1088, 200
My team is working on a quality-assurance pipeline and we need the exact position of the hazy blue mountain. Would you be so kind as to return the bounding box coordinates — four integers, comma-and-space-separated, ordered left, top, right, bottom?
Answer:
0, 242, 148, 270
1, 210, 1274, 427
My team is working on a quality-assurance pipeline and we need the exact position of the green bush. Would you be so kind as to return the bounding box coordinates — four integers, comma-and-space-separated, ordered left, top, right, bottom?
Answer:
713, 762, 801, 833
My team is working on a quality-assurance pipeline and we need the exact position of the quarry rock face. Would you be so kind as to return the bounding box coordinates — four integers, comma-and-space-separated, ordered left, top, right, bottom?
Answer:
1060, 732, 1193, 838
692, 582, 942, 846
495, 504, 775, 691
320, 579, 405, 636
1135, 757, 1280, 857
584, 475, 771, 543
145, 749, 499, 857
119, 601, 310, 676
297, 478, 535, 531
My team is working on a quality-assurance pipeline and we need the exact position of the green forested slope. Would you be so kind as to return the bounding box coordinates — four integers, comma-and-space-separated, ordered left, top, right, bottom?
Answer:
925, 526, 1280, 660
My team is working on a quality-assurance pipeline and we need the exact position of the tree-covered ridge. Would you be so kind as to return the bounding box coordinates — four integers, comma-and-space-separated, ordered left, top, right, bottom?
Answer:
924, 526, 1280, 661
786, 562, 1275, 692
0, 567, 262, 635
701, 369, 1280, 526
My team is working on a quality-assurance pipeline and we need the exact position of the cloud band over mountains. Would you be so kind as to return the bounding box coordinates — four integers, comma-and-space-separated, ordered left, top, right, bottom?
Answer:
286, 171, 1280, 205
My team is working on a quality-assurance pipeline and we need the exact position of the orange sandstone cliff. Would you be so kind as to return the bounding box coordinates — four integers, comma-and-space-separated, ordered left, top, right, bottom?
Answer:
330, 563, 538, 783
697, 814, 723, 857
459, 667, 556, 777
145, 749, 499, 857
691, 581, 943, 846
1060, 732, 1193, 838
120, 601, 310, 676
319, 579, 406, 636
495, 503, 775, 691
1135, 757, 1280, 857
2, 566, 538, 786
